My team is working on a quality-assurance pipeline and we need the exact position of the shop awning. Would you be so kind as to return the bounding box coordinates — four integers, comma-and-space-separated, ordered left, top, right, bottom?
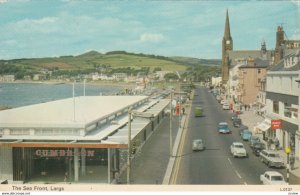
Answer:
256, 118, 271, 132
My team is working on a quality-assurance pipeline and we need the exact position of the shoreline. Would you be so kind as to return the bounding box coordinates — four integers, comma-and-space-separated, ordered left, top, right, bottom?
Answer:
0, 80, 136, 88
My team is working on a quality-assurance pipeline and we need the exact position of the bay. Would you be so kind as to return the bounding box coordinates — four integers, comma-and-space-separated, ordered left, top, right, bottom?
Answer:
0, 83, 123, 108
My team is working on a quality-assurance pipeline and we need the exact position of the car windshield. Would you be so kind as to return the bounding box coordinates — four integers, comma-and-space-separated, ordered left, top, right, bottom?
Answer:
244, 131, 251, 135
219, 124, 228, 129
271, 176, 283, 181
235, 145, 244, 148
269, 153, 280, 158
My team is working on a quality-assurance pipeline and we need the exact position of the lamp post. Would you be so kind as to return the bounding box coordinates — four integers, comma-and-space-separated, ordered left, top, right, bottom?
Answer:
285, 147, 291, 184
127, 109, 154, 184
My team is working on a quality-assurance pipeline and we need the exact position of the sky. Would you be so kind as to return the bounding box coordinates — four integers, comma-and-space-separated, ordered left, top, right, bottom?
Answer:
0, 0, 299, 60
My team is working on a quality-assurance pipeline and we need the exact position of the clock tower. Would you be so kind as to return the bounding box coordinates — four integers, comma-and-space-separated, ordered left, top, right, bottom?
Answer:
221, 9, 233, 84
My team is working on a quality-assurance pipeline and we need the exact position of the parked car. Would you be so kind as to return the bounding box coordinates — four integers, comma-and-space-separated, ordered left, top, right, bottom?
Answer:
260, 171, 287, 185
220, 99, 227, 105
249, 136, 261, 148
231, 113, 238, 121
192, 139, 205, 151
230, 142, 247, 158
239, 125, 249, 136
232, 118, 242, 127
252, 142, 266, 156
260, 150, 285, 168
241, 130, 252, 141
222, 103, 230, 110
218, 122, 231, 134
194, 106, 203, 117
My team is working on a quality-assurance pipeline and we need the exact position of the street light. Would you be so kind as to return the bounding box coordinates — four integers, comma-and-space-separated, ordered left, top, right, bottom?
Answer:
127, 109, 154, 184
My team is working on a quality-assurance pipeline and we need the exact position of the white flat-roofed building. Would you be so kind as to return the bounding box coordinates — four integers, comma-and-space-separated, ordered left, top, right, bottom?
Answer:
0, 95, 170, 184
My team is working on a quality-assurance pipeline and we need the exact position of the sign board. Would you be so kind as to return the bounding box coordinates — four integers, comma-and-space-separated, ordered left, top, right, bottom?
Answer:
271, 119, 282, 130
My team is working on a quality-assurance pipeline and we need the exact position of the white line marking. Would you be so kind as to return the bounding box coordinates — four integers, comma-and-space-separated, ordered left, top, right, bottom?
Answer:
228, 158, 232, 165
235, 170, 242, 179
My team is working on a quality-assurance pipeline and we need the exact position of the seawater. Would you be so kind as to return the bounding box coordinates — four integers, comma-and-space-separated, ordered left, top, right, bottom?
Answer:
0, 83, 123, 108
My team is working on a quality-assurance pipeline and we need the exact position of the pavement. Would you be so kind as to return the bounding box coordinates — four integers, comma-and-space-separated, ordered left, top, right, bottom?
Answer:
238, 108, 300, 181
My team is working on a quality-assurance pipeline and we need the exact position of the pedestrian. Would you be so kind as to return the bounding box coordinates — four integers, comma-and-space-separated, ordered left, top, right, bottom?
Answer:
290, 153, 295, 170
267, 138, 272, 150
64, 172, 68, 182
274, 137, 279, 150
182, 107, 185, 115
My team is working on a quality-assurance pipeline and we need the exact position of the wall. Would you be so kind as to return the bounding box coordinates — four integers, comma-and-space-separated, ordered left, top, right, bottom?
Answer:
0, 147, 13, 182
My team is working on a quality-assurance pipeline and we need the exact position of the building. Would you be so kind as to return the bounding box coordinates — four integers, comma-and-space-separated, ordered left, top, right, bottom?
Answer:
265, 49, 300, 158
274, 25, 300, 64
0, 75, 15, 82
221, 9, 233, 84
0, 95, 170, 184
237, 57, 269, 105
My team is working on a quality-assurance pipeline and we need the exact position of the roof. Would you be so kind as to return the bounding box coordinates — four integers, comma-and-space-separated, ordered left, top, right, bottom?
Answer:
0, 96, 148, 128
268, 49, 300, 71
264, 171, 283, 176
228, 50, 273, 65
239, 58, 270, 69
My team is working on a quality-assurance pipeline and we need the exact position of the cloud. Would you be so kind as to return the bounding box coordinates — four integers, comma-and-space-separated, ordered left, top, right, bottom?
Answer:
140, 33, 164, 43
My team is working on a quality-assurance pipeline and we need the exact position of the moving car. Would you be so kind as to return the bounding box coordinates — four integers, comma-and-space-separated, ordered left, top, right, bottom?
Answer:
260, 171, 287, 185
192, 139, 205, 151
241, 130, 252, 141
232, 118, 242, 127
194, 106, 203, 117
222, 103, 230, 110
260, 150, 285, 168
252, 142, 266, 156
230, 142, 247, 158
218, 122, 231, 134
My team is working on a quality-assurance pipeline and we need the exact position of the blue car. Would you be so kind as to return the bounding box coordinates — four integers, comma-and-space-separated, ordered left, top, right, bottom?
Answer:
241, 130, 252, 141
218, 122, 231, 134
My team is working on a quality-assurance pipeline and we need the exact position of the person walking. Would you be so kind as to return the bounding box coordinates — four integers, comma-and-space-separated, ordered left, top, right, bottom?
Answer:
290, 153, 295, 170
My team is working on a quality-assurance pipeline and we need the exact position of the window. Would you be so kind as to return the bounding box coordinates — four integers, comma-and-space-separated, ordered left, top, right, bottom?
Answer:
273, 101, 279, 114
284, 103, 292, 118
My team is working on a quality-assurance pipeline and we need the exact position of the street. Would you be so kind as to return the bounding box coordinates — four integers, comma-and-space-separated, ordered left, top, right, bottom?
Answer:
172, 85, 288, 184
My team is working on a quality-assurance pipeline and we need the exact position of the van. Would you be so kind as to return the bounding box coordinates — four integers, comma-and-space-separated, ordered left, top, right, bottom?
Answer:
194, 106, 203, 117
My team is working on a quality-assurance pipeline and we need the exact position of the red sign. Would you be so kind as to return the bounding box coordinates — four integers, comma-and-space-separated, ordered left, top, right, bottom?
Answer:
271, 119, 282, 129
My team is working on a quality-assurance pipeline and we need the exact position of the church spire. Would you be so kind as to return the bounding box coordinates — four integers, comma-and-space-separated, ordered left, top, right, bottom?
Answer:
224, 9, 231, 39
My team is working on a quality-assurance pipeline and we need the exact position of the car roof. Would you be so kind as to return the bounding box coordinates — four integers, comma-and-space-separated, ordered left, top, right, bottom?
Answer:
219, 122, 228, 125
232, 142, 244, 146
262, 149, 278, 154
264, 171, 283, 177
193, 139, 203, 142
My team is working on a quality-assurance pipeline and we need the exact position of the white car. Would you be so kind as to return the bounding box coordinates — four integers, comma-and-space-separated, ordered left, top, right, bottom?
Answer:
220, 99, 227, 105
260, 171, 287, 185
230, 142, 247, 158
192, 139, 205, 151
222, 103, 230, 110
260, 150, 285, 168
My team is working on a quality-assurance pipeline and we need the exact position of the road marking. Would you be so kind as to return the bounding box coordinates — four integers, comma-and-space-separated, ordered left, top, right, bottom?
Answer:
244, 182, 248, 185
228, 158, 232, 165
235, 170, 242, 179
170, 92, 193, 184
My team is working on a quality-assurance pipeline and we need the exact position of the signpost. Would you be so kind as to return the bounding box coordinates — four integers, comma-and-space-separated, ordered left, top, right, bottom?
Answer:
271, 119, 282, 129
285, 147, 291, 184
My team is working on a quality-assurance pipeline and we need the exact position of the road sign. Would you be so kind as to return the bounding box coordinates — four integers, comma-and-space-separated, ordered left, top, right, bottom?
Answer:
271, 119, 282, 129
285, 147, 291, 154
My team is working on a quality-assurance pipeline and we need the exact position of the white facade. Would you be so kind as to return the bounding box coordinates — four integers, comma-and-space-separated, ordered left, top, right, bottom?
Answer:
266, 69, 300, 158
211, 76, 222, 87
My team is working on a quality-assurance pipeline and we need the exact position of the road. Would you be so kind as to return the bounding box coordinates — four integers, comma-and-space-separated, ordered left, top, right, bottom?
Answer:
172, 85, 287, 185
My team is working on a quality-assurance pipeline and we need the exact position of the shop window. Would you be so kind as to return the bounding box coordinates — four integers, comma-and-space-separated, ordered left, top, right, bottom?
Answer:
273, 101, 279, 114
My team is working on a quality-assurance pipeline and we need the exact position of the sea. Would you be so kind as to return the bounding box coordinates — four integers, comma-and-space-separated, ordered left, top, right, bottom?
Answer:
0, 82, 123, 108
